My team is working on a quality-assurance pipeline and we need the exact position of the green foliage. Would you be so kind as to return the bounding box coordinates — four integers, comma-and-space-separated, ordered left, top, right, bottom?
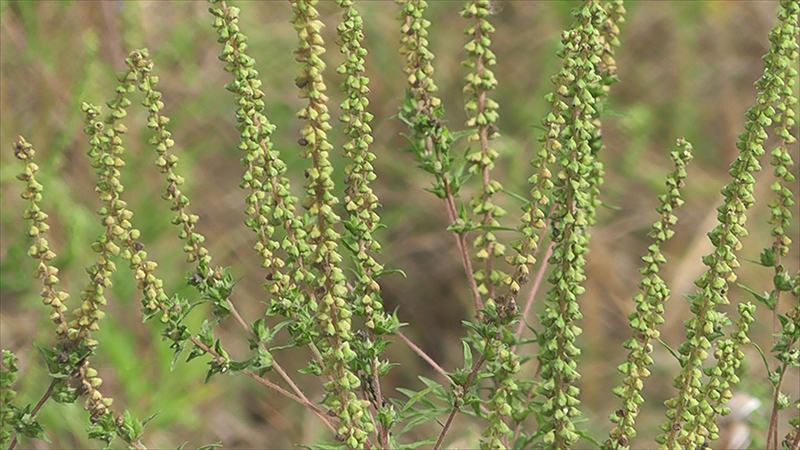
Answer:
1, 0, 798, 449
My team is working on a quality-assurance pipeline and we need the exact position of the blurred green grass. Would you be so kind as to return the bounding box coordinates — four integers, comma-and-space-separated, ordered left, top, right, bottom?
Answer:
1, 1, 798, 448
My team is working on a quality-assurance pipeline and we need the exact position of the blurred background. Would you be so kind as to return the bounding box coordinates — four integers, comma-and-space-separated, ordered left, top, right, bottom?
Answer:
1, 1, 798, 448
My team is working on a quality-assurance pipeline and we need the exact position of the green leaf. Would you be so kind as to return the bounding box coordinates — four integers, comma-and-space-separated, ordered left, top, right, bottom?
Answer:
473, 224, 521, 233
397, 409, 443, 436
737, 283, 776, 309
448, 129, 476, 143
751, 342, 773, 381
599, 200, 622, 211
501, 188, 530, 204
375, 267, 407, 279
656, 337, 681, 363
397, 386, 434, 413
170, 341, 186, 372
462, 341, 473, 368
575, 428, 603, 447
760, 247, 777, 266
396, 438, 438, 450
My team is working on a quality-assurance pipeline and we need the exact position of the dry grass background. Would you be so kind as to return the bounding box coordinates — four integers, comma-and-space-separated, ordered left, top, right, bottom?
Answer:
0, 1, 798, 448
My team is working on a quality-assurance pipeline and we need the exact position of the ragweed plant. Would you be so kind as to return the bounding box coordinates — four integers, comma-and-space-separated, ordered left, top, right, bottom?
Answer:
1, 1, 798, 449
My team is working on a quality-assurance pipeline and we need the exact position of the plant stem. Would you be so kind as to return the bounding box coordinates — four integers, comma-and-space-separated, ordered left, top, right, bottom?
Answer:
433, 354, 485, 450
7, 379, 56, 450
397, 330, 451, 383
513, 242, 554, 353
188, 335, 337, 433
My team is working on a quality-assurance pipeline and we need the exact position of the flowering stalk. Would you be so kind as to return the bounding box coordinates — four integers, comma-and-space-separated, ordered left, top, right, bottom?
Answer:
535, 1, 606, 447
691, 302, 756, 445
13, 133, 148, 448
334, 1, 400, 446
758, 2, 800, 447
397, 0, 483, 314
335, 0, 391, 335
462, 0, 505, 305
290, 1, 372, 447
459, 3, 523, 448
334, 0, 401, 446
13, 137, 71, 343
585, 0, 625, 228
657, 1, 799, 447
605, 138, 693, 450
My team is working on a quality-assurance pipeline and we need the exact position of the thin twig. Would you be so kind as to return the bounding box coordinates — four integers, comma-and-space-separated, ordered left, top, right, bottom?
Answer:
511, 381, 538, 444
187, 335, 337, 433
371, 359, 389, 450
513, 242, 554, 353
423, 133, 483, 314
766, 367, 786, 450
225, 298, 320, 408
433, 354, 486, 450
8, 379, 57, 450
397, 330, 451, 383
443, 180, 482, 314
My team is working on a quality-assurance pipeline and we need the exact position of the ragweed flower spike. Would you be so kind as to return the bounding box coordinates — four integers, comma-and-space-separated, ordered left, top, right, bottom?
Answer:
13, 137, 71, 342
334, 6, 399, 446
397, 0, 484, 314
126, 49, 213, 278
14, 133, 149, 448
209, 1, 312, 327
761, 1, 799, 447
461, 0, 507, 308
657, 1, 799, 447
334, 0, 391, 334
605, 138, 693, 450
535, 1, 607, 447
290, 1, 372, 447
460, 3, 521, 448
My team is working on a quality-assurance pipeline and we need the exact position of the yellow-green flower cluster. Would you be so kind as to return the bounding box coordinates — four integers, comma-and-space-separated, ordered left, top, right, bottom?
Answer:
397, 0, 462, 215
536, 1, 606, 447
585, 0, 625, 229
108, 49, 201, 352
398, 0, 439, 116
598, 0, 625, 86
480, 338, 520, 450
14, 132, 135, 442
13, 137, 71, 341
335, 0, 388, 333
688, 302, 755, 445
209, 1, 311, 320
605, 138, 693, 450
76, 101, 135, 348
291, 1, 371, 447
658, 1, 798, 448
130, 50, 212, 276
1, 350, 20, 446
766, 0, 798, 275
461, 0, 507, 305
